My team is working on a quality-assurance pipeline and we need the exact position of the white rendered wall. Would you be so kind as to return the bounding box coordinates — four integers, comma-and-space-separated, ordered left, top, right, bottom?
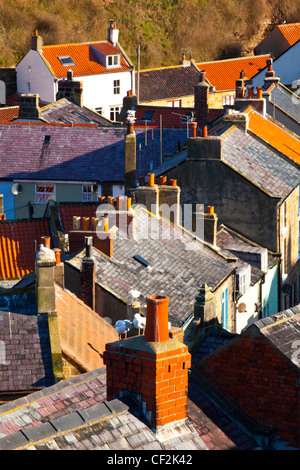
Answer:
16, 50, 57, 103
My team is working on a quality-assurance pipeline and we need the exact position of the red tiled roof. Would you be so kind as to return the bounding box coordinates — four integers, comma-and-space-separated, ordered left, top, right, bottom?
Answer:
277, 23, 300, 46
0, 106, 19, 123
0, 218, 51, 279
196, 55, 271, 91
130, 106, 222, 129
57, 203, 98, 234
41, 42, 131, 78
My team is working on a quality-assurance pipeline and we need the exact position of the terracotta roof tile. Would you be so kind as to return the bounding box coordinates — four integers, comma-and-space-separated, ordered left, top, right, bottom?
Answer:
196, 55, 271, 91
41, 42, 131, 78
243, 106, 300, 165
57, 202, 98, 234
0, 218, 51, 279
0, 106, 19, 123
277, 23, 300, 46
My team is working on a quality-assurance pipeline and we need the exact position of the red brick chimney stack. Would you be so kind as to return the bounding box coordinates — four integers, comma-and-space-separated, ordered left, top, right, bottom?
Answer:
103, 295, 191, 430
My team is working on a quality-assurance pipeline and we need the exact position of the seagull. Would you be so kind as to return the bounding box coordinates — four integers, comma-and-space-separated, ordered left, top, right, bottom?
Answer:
39, 244, 53, 254
114, 319, 132, 338
133, 313, 146, 335
129, 290, 141, 299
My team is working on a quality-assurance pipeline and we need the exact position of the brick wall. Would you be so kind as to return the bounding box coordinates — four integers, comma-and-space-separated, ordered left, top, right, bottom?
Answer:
198, 330, 300, 447
69, 229, 113, 257
103, 329, 191, 429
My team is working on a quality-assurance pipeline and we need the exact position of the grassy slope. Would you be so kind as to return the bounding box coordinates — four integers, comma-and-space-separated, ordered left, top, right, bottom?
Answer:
0, 0, 299, 68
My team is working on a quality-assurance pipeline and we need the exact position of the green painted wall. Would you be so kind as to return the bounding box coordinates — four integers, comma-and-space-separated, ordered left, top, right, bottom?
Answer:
14, 182, 98, 219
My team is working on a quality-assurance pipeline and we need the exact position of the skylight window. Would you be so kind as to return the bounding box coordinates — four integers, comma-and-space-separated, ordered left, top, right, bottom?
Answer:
58, 56, 76, 66
141, 111, 154, 121
133, 255, 150, 267
71, 112, 91, 122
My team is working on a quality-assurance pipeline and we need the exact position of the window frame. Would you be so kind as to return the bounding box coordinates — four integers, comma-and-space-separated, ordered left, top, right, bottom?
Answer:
110, 106, 121, 122
35, 183, 56, 204
82, 184, 95, 202
113, 79, 120, 95
107, 54, 120, 68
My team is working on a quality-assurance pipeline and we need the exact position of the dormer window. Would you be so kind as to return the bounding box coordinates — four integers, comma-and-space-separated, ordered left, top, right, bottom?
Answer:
107, 54, 120, 68
58, 56, 76, 66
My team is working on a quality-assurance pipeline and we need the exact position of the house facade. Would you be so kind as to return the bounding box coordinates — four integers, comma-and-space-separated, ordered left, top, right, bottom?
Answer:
15, 22, 134, 120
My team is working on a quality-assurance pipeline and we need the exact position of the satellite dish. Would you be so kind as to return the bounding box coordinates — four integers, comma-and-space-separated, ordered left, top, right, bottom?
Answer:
11, 183, 23, 195
237, 302, 247, 313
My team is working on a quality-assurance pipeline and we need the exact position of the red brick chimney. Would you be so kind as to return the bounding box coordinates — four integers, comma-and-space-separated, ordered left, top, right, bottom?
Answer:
103, 295, 191, 430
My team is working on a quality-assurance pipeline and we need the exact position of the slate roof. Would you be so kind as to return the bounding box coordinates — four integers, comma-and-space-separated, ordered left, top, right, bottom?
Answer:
268, 83, 300, 124
136, 64, 200, 103
0, 301, 55, 394
0, 218, 51, 279
67, 205, 234, 327
196, 55, 271, 91
0, 123, 189, 183
40, 98, 117, 127
41, 41, 131, 79
0, 364, 260, 450
221, 125, 300, 199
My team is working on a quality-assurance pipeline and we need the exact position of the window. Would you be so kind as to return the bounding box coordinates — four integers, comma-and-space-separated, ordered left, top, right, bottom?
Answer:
82, 184, 94, 202
28, 66, 32, 72
102, 184, 112, 198
222, 288, 228, 330
107, 55, 120, 68
95, 108, 103, 115
237, 266, 251, 295
167, 99, 181, 107
113, 79, 120, 95
71, 111, 91, 123
110, 106, 121, 121
58, 56, 76, 66
35, 183, 56, 204
141, 111, 154, 121
27, 82, 31, 92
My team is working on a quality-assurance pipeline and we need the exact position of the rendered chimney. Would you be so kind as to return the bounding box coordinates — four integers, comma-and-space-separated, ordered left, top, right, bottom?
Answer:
36, 245, 56, 313
192, 205, 218, 245
97, 196, 136, 238
18, 94, 41, 120
31, 29, 43, 51
107, 19, 119, 45
103, 295, 191, 430
80, 237, 95, 310
194, 70, 209, 134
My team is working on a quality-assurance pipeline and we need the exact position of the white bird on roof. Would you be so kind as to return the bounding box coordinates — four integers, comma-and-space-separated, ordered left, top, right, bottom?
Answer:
133, 313, 146, 334
129, 290, 141, 299
114, 319, 132, 337
39, 244, 53, 254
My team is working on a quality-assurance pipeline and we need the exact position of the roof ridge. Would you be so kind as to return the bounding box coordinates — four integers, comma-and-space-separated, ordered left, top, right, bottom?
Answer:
42, 40, 109, 49
196, 54, 271, 66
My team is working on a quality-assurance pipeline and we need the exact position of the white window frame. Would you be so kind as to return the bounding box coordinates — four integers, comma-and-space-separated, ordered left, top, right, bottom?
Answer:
113, 79, 120, 95
110, 106, 121, 121
237, 265, 251, 295
107, 55, 120, 68
58, 56, 76, 66
82, 184, 94, 202
35, 183, 56, 204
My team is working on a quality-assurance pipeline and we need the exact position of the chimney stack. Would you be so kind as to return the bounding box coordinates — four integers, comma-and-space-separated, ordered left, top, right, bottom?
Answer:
31, 29, 43, 52
264, 58, 280, 86
0, 195, 4, 219
18, 94, 41, 120
80, 237, 95, 310
125, 110, 137, 194
192, 205, 218, 246
107, 19, 119, 45
103, 295, 191, 430
56, 74, 83, 106
194, 70, 209, 137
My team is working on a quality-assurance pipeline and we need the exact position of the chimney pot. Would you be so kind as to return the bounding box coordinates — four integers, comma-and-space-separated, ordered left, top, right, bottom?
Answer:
207, 206, 214, 214
247, 86, 254, 99
53, 248, 61, 264
145, 295, 170, 342
256, 86, 263, 99
102, 216, 109, 232
159, 176, 167, 185
201, 126, 207, 137
41, 236, 51, 248
148, 173, 155, 187
191, 121, 197, 137
170, 179, 177, 187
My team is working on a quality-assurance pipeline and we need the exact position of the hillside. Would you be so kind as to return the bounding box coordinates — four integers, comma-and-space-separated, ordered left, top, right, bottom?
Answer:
0, 0, 299, 68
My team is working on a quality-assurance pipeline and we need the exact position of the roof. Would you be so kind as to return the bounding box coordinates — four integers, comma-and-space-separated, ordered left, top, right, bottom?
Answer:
0, 364, 259, 450
0, 106, 19, 123
41, 41, 131, 78
56, 202, 98, 234
136, 64, 200, 103
131, 105, 223, 129
55, 283, 119, 372
221, 125, 300, 199
196, 55, 271, 91
277, 22, 300, 46
243, 106, 300, 165
40, 98, 117, 126
0, 218, 51, 279
268, 83, 300, 124
66, 205, 235, 327
0, 300, 55, 394
0, 123, 189, 183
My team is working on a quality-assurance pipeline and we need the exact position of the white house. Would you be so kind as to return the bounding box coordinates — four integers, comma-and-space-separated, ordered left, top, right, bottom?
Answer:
250, 39, 300, 88
15, 21, 135, 120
